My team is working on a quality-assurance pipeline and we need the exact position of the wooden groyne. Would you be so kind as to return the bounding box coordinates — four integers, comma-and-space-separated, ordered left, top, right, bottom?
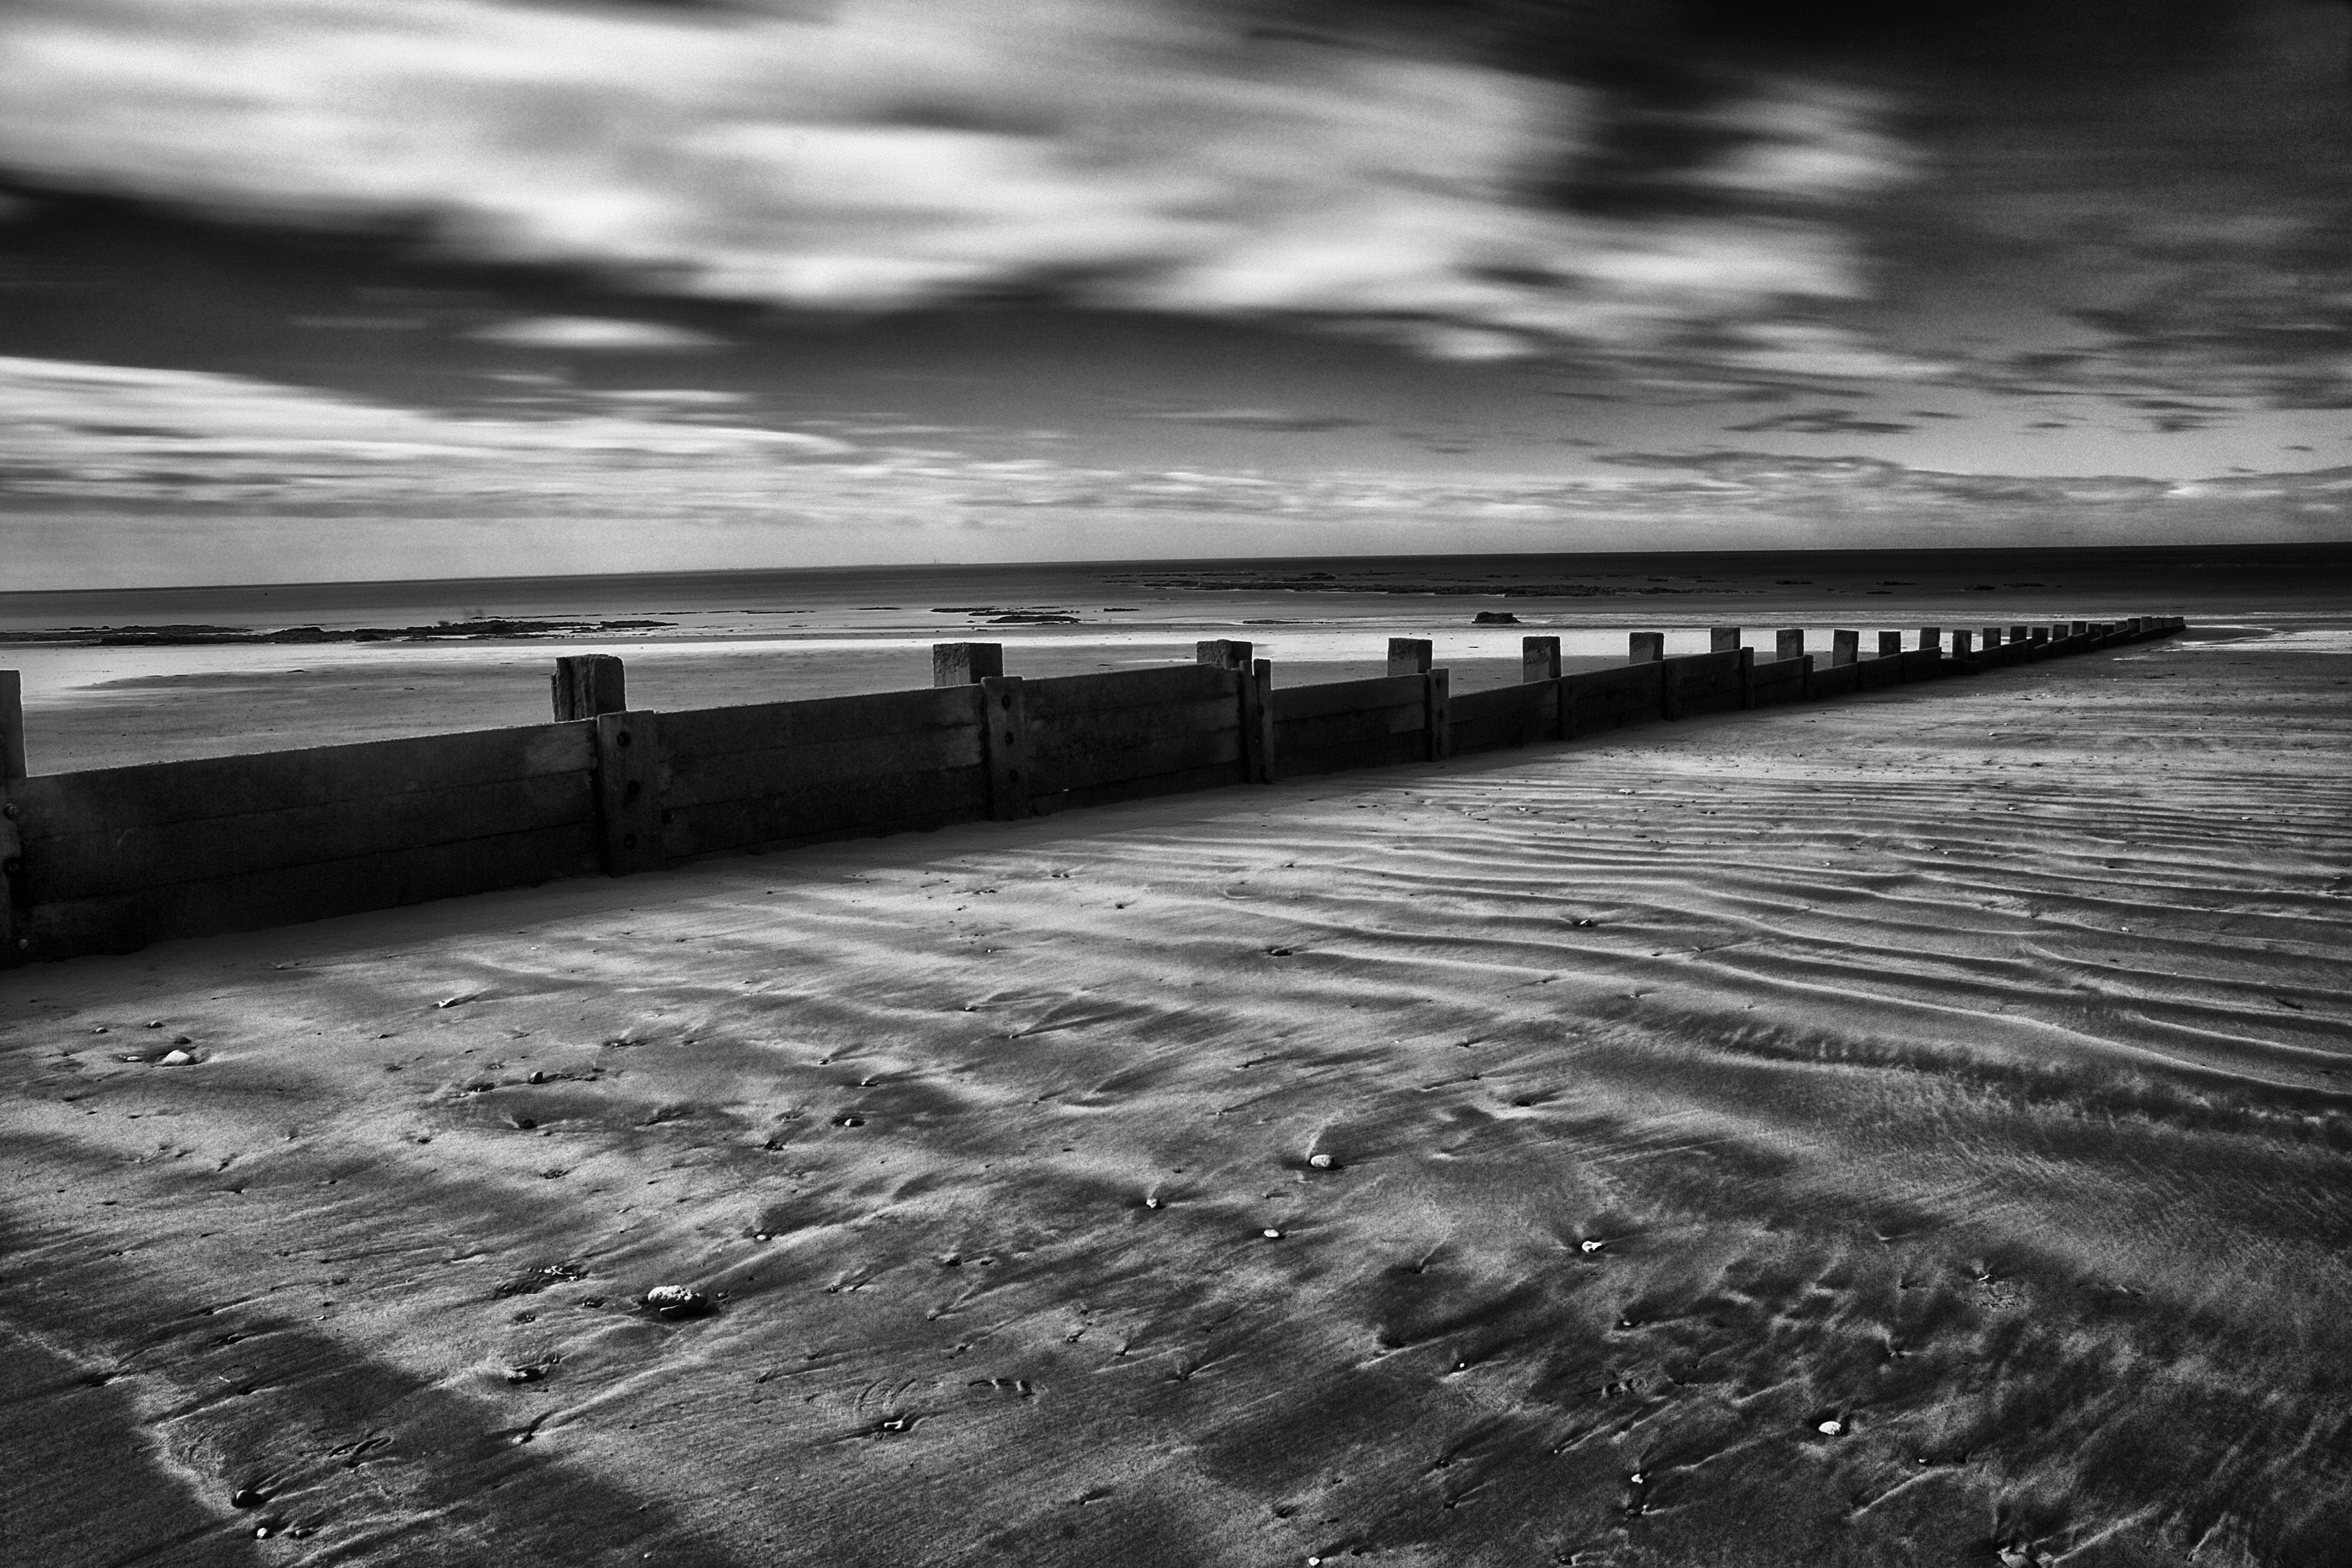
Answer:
0, 617, 2183, 965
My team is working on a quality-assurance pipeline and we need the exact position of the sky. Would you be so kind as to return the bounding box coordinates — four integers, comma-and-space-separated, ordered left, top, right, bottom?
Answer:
4, 0, 2352, 586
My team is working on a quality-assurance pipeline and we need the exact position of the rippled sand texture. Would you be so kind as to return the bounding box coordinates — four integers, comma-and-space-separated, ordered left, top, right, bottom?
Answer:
4, 633, 2347, 1567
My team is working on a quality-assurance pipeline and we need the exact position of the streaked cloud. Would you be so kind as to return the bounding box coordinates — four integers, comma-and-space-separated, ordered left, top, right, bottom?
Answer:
467, 315, 725, 351
0, 0, 1911, 376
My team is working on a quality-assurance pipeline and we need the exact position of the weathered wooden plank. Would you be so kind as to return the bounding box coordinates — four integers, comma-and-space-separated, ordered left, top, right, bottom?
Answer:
1248, 659, 1274, 785
1019, 665, 1235, 722
1271, 673, 1429, 725
1663, 651, 1742, 719
11, 724, 595, 842
1269, 730, 1429, 779
1899, 649, 1944, 680
1808, 661, 1861, 699
21, 771, 594, 904
663, 724, 987, 811
1564, 663, 1663, 731
1855, 657, 1905, 691
24, 822, 600, 961
1030, 724, 1244, 797
1034, 756, 1250, 815
1273, 703, 1425, 759
659, 685, 982, 765
1026, 694, 1239, 762
665, 766, 992, 859
1449, 682, 1557, 754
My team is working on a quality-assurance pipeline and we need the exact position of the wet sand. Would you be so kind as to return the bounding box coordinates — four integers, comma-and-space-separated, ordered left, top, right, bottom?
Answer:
3, 631, 2348, 1566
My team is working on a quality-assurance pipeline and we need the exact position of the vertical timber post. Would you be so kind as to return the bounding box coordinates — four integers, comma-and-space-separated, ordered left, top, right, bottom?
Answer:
1709, 626, 1742, 653
933, 642, 1004, 687
1251, 659, 1277, 783
0, 673, 23, 963
593, 710, 668, 876
1387, 638, 1433, 676
1426, 667, 1451, 761
1921, 626, 1942, 653
1523, 635, 1563, 744
1877, 631, 1903, 659
1737, 645, 1755, 709
979, 676, 1030, 821
552, 655, 628, 722
1196, 639, 1260, 785
1774, 628, 1804, 664
1628, 632, 1664, 663
1952, 629, 1975, 659
1832, 629, 1859, 666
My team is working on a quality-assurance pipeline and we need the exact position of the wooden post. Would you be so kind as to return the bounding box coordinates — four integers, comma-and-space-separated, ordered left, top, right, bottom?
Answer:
1982, 627, 2003, 648
1775, 628, 1804, 663
2070, 620, 2090, 636
1196, 641, 1261, 784
1798, 653, 1815, 699
1920, 626, 1942, 652
552, 655, 627, 722
1522, 636, 1561, 682
1662, 657, 1684, 721
593, 710, 667, 876
1737, 646, 1755, 709
2008, 624, 2029, 644
1709, 626, 1742, 653
3, 672, 25, 961
0, 791, 23, 965
979, 675, 1030, 820
1251, 659, 1277, 783
1387, 638, 1433, 676
1832, 629, 1859, 666
1952, 629, 1975, 657
1628, 632, 1664, 663
933, 642, 1004, 687
1426, 668, 1451, 761
2030, 627, 2052, 644
1877, 631, 1902, 658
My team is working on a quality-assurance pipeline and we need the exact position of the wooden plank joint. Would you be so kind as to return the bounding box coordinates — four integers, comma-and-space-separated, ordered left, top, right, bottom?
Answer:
980, 676, 1031, 820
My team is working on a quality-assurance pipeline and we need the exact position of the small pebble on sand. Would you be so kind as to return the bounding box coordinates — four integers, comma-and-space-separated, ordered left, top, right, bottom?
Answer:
1261, 1227, 1284, 1239
1817, 1418, 1844, 1436
1579, 1239, 1605, 1253
1307, 1153, 1334, 1170
159, 1049, 195, 1067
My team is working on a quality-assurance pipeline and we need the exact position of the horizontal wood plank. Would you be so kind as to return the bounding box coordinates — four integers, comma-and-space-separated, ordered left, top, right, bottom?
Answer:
1273, 730, 1429, 778
664, 767, 990, 860
13, 724, 594, 841
24, 771, 594, 904
1271, 673, 1429, 724
1029, 725, 1243, 796
25, 822, 599, 959
658, 685, 982, 765
1033, 757, 1249, 815
1274, 703, 1425, 759
1808, 662, 1861, 698
1449, 684, 1557, 754
1019, 665, 1237, 722
663, 724, 986, 811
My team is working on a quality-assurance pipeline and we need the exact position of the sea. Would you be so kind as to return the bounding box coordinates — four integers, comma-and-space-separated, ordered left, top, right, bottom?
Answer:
3, 546, 2345, 773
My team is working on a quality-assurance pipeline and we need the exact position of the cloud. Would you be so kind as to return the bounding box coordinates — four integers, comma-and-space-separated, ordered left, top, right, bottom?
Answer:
467, 315, 724, 351
1135, 408, 1368, 432
0, 0, 1913, 373
1725, 407, 1919, 435
0, 354, 850, 510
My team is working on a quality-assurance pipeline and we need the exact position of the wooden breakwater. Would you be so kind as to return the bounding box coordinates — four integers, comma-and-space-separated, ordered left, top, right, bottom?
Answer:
0, 616, 2183, 965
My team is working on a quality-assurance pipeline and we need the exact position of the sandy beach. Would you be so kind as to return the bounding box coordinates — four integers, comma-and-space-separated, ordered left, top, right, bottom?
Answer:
3, 625, 2347, 1565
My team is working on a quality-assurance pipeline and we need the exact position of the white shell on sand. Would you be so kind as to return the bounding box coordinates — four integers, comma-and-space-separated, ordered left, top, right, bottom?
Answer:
1817, 1419, 1843, 1435
643, 1285, 712, 1318
159, 1049, 195, 1066
1261, 1228, 1283, 1239
1307, 1153, 1334, 1169
1579, 1239, 1604, 1253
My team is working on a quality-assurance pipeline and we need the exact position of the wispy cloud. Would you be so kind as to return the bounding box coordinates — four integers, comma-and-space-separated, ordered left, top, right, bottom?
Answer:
467, 316, 725, 351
